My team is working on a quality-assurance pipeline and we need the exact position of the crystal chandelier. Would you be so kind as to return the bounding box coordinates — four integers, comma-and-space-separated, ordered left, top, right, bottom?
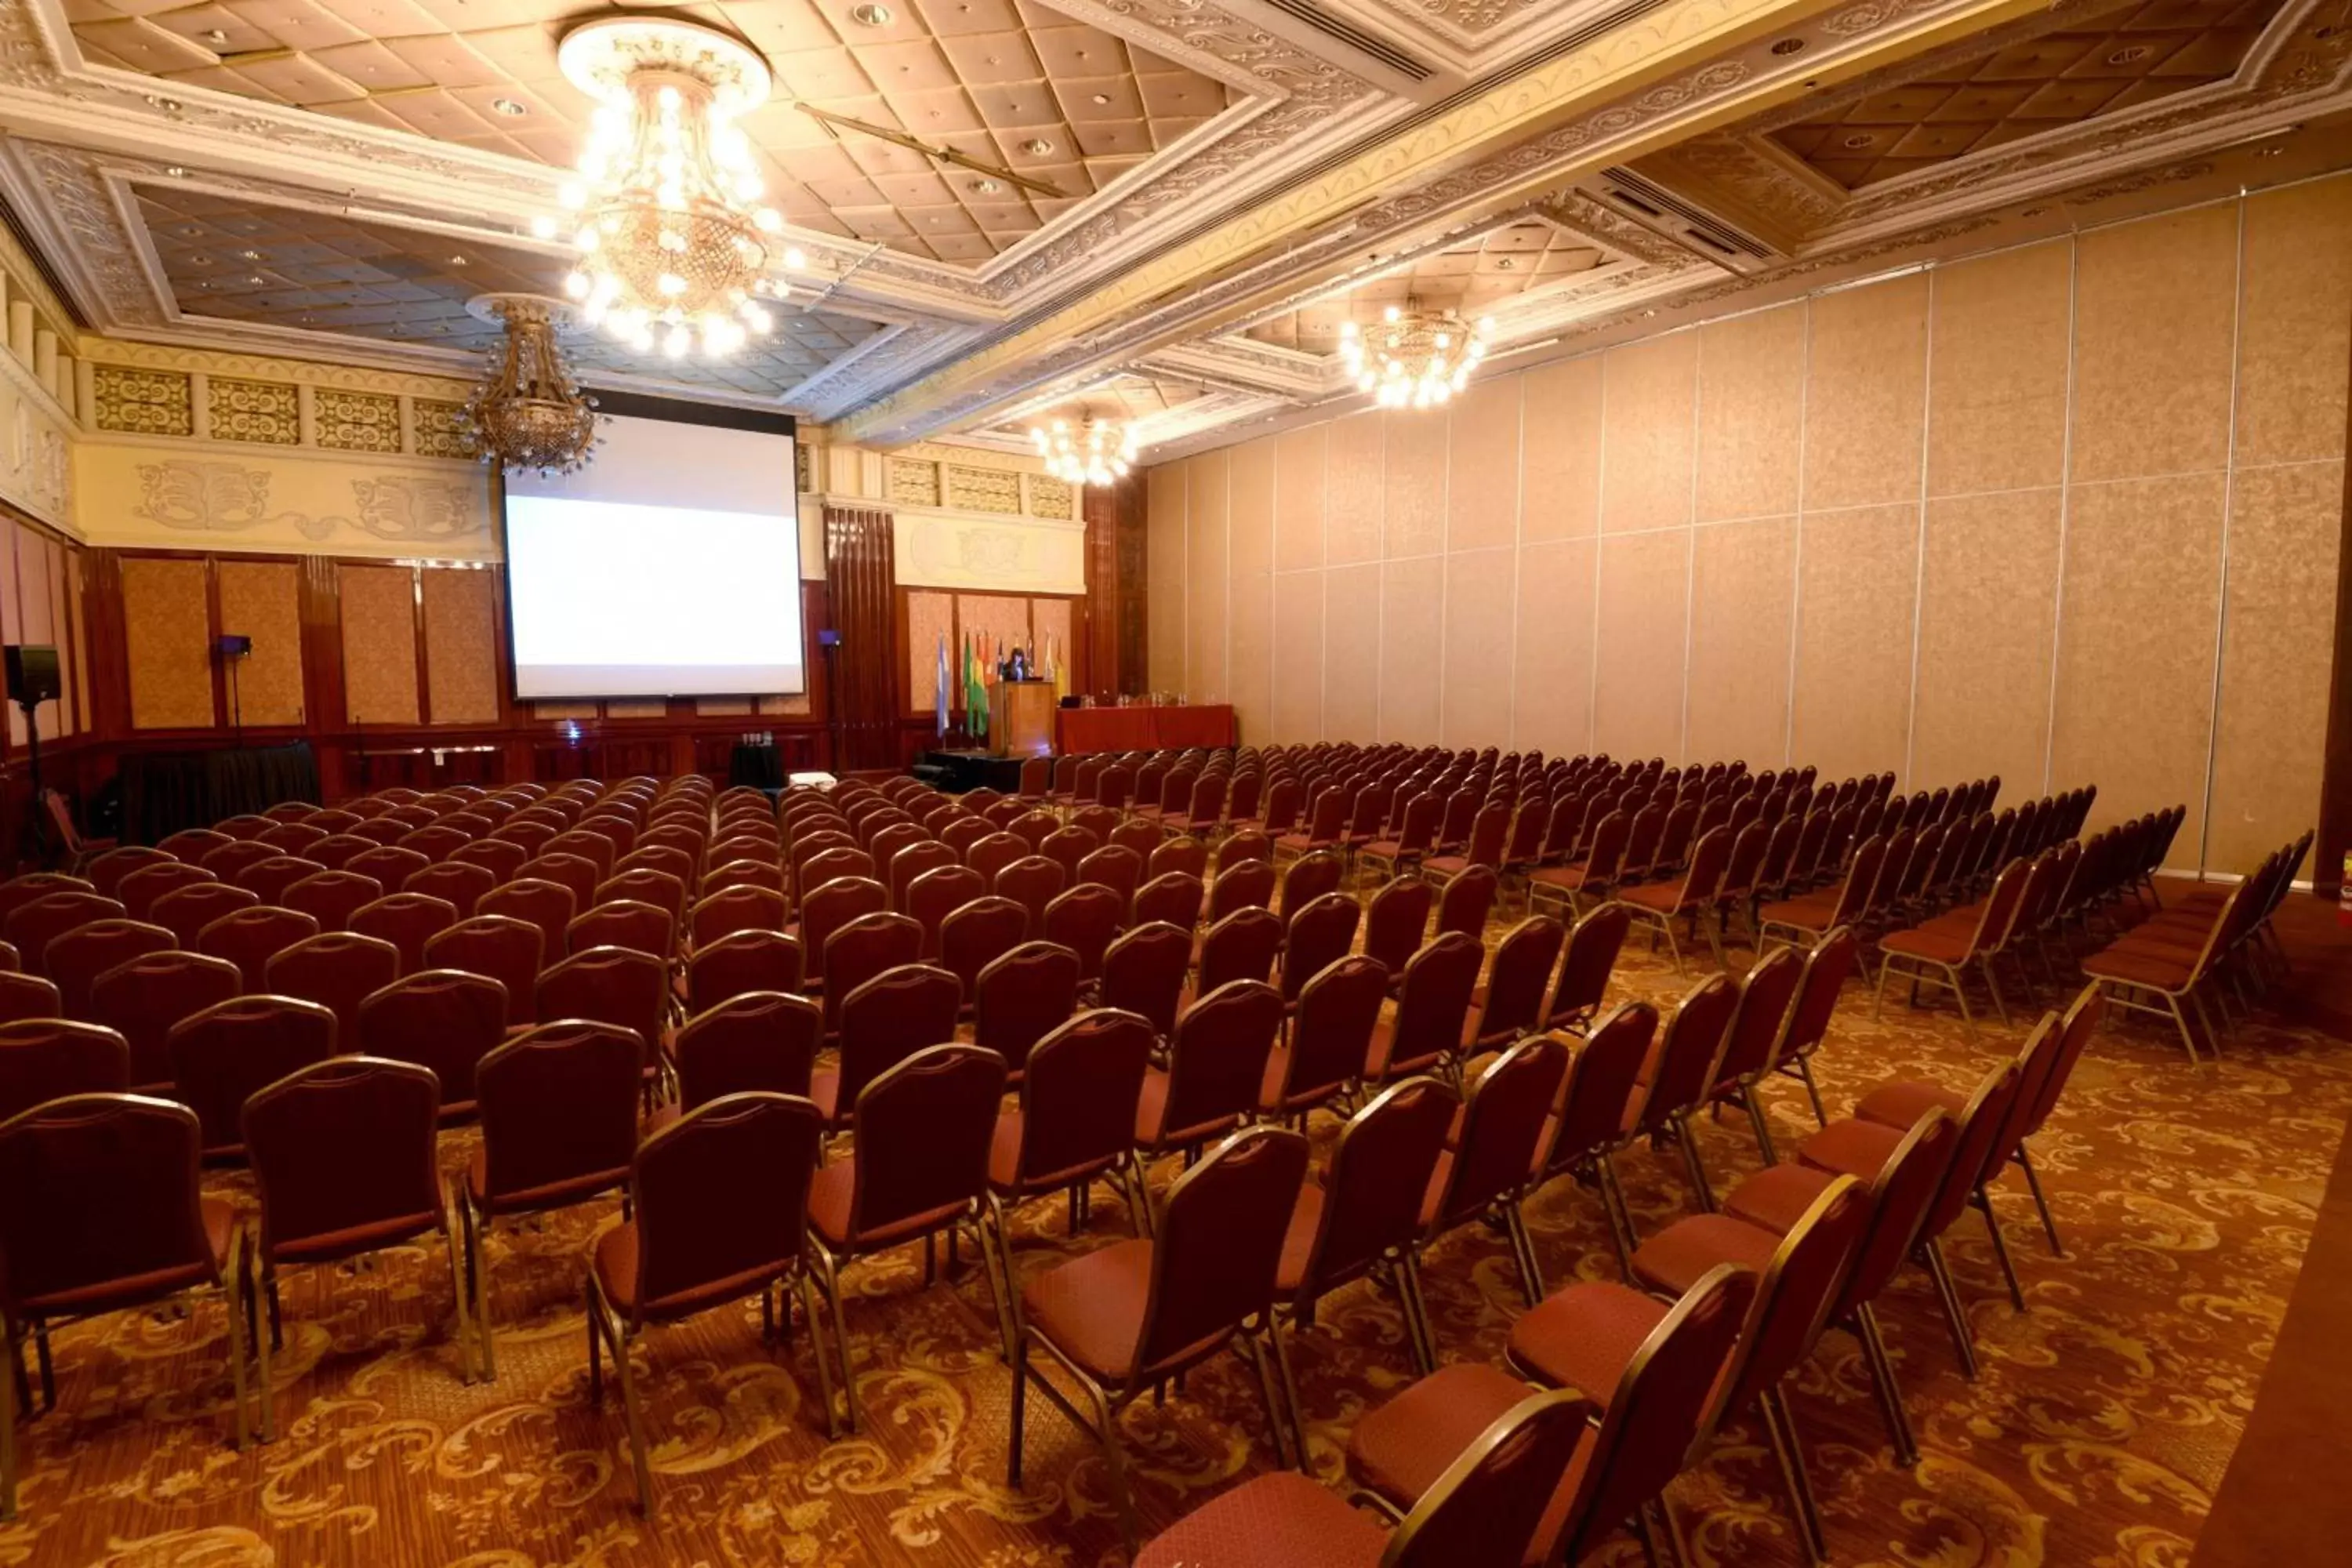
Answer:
465, 296, 600, 477
1032, 416, 1139, 487
549, 17, 804, 361
1338, 301, 1493, 409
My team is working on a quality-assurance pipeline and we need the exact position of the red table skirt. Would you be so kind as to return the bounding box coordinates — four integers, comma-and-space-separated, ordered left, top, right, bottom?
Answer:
1055, 704, 1236, 753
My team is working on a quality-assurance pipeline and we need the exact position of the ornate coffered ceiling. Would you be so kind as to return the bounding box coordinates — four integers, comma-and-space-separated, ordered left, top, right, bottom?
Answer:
2, 0, 2350, 452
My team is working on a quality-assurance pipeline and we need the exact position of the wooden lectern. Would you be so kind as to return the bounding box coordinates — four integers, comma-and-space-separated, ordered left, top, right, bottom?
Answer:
989, 680, 1056, 760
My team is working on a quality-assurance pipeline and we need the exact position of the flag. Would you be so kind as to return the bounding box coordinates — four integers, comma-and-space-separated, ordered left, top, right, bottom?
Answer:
965, 631, 988, 742
935, 633, 949, 739
1051, 635, 1069, 706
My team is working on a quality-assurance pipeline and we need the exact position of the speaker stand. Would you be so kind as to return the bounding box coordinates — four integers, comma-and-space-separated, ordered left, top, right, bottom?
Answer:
16, 699, 52, 869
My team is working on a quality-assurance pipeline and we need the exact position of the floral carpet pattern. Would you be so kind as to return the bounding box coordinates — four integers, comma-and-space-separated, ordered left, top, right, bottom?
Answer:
5, 906, 2348, 1568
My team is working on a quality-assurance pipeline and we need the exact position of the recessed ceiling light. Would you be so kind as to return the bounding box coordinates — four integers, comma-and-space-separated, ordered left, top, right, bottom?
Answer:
202, 27, 227, 44
1496, 257, 1515, 270
247, 274, 264, 285
491, 97, 526, 116
449, 254, 468, 266
165, 165, 187, 177
1023, 138, 1054, 155
2107, 45, 2153, 64
239, 249, 260, 260
1770, 37, 1805, 55
2020, 206, 2049, 217
974, 179, 1003, 194
1091, 93, 1111, 104
850, 2, 893, 23
1842, 133, 1874, 148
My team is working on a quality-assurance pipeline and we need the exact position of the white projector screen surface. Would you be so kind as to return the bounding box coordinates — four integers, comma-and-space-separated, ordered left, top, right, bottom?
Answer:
503, 414, 804, 699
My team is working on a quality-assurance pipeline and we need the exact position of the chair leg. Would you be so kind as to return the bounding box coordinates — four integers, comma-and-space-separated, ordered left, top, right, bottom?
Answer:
31, 1326, 51, 1414
1673, 1115, 1717, 1214
1852, 1304, 1917, 1468
809, 1247, 856, 1436
221, 1235, 249, 1454
1872, 956, 1894, 1019
1396, 1253, 1439, 1376
1791, 1054, 1828, 1127
1595, 1154, 1639, 1275
1947, 964, 1978, 1044
1920, 1240, 1979, 1379
2015, 1145, 2064, 1256
0, 1311, 10, 1524
440, 1191, 475, 1385
1093, 1383, 1141, 1554
1976, 1189, 2027, 1311
1240, 1329, 1294, 1471
460, 1193, 496, 1383
1758, 1385, 1830, 1566
1741, 1083, 1778, 1167
1265, 1323, 1309, 1471
972, 1200, 1020, 1364
1501, 1200, 1544, 1306
1006, 1327, 1031, 1486
252, 1241, 276, 1443
1980, 958, 2011, 1029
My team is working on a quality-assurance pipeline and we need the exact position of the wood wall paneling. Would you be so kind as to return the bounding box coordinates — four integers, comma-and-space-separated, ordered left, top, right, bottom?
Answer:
421, 568, 500, 725
215, 558, 306, 725
338, 563, 422, 728
119, 556, 216, 731
823, 505, 900, 771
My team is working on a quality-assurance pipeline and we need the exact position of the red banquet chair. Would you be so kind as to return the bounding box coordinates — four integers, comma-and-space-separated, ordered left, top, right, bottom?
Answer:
263, 931, 401, 1040
88, 950, 242, 1091
425, 915, 546, 1027
43, 918, 173, 1019
351, 892, 459, 978
0, 1018, 130, 1123
168, 995, 339, 1160
356, 969, 509, 1117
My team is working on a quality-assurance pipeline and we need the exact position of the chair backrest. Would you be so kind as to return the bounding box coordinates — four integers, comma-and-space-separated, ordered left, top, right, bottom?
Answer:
1133, 1125, 1309, 1379
350, 892, 459, 977
934, 893, 1025, 999
568, 898, 677, 963
835, 962, 964, 1113
402, 859, 494, 920
973, 941, 1082, 1076
1011, 1008, 1155, 1188
1724, 1174, 1871, 1410
348, 844, 436, 894
1432, 1036, 1568, 1230
1835, 1106, 1961, 1315
906, 864, 987, 958
821, 911, 924, 1029
281, 869, 385, 932
45, 917, 176, 1018
244, 1056, 441, 1259
0, 1019, 131, 1122
1632, 972, 1739, 1136
888, 840, 960, 913
0, 1093, 220, 1314
1152, 979, 1283, 1148
1434, 864, 1499, 940
1377, 931, 1483, 1080
1279, 851, 1344, 918
1542, 1000, 1657, 1178
168, 994, 339, 1156
1148, 837, 1208, 884
1385, 1387, 1596, 1568
535, 946, 666, 1054
1555, 1265, 1757, 1567
1708, 944, 1804, 1092
1363, 877, 1433, 978
685, 927, 802, 1013
1280, 892, 1363, 1002
622, 1091, 826, 1323
1132, 870, 1205, 931
1197, 906, 1283, 994
1469, 916, 1565, 1048
476, 877, 576, 966
967, 830, 1028, 887
2020, 983, 2104, 1141
1041, 884, 1124, 981
356, 969, 508, 1111
118, 862, 220, 922
1278, 954, 1388, 1109
423, 914, 544, 1025
1301, 1076, 1457, 1298
6, 891, 128, 977
843, 1043, 1006, 1240
674, 991, 822, 1109
1207, 857, 1277, 923
197, 904, 322, 989
88, 950, 241, 1088
1101, 921, 1192, 1039
1544, 902, 1629, 1033
474, 1021, 644, 1207
994, 853, 1068, 939
263, 930, 402, 1040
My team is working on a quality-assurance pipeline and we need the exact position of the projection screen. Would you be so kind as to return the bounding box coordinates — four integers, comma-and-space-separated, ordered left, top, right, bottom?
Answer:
502, 412, 804, 699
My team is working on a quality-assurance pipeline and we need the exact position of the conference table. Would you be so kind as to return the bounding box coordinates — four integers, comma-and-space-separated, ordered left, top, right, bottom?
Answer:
1056, 703, 1236, 753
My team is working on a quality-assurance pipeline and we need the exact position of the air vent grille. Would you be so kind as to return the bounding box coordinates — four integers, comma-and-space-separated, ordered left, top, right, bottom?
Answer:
1601, 167, 1773, 260
1259, 0, 1434, 82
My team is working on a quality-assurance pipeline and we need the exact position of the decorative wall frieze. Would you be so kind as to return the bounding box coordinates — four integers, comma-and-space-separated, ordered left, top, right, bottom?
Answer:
76, 439, 494, 559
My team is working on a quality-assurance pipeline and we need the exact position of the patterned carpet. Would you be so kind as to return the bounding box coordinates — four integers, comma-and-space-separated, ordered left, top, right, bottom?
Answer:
5, 896, 2350, 1568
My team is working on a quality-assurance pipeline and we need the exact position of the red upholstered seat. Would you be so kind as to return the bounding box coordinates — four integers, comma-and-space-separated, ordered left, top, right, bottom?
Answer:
1721, 1160, 1838, 1234
1020, 1236, 1155, 1379
1132, 1470, 1392, 1568
2079, 946, 2197, 985
1628, 1211, 1780, 1297
1879, 910, 1979, 964
1796, 1115, 1904, 1180
1855, 1079, 1964, 1130
1504, 1279, 1668, 1410
1348, 1360, 1536, 1504
806, 1157, 969, 1253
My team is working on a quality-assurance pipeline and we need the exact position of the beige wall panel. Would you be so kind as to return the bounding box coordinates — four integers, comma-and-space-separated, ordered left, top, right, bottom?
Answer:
1696, 305, 1804, 522
1146, 463, 1186, 690
1928, 240, 2072, 497
2, 528, 20, 746
1379, 556, 1445, 743
2209, 460, 2341, 873
1185, 450, 1229, 701
1447, 377, 1522, 552
1523, 356, 1602, 542
69, 554, 92, 734
2236, 176, 2352, 469
422, 567, 500, 725
907, 589, 953, 716
1327, 412, 1385, 564
1228, 436, 1276, 578
1513, 539, 1595, 757
1599, 333, 1697, 535
120, 556, 215, 731
1272, 570, 1324, 742
1323, 563, 1382, 740
1273, 424, 1327, 572
15, 535, 57, 740
1442, 548, 1517, 748
956, 593, 1033, 668
2071, 204, 2239, 484
1912, 488, 2061, 793
1229, 570, 1274, 746
216, 559, 306, 726
1685, 517, 1795, 768
1030, 598, 1073, 680
47, 543, 74, 738
1790, 503, 1919, 779
339, 563, 422, 728
1803, 273, 1928, 510
1382, 410, 1447, 559
2049, 473, 2227, 858
1592, 530, 1688, 759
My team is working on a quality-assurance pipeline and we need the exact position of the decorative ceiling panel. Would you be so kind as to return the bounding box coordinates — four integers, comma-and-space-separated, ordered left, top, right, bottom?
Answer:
1768, 0, 2289, 188
66, 0, 1241, 263
134, 184, 892, 398
1242, 220, 1610, 352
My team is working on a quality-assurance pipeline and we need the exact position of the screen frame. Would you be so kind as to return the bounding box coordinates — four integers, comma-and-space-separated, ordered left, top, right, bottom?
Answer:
495, 394, 804, 706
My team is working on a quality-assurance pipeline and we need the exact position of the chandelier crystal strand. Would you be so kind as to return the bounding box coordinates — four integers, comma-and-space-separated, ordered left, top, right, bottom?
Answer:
466, 296, 601, 477
1338, 302, 1494, 409
1032, 416, 1138, 488
552, 20, 804, 362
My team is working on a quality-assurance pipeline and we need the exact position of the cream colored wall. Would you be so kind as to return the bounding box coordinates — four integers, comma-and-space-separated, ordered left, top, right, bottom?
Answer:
1145, 176, 2352, 877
